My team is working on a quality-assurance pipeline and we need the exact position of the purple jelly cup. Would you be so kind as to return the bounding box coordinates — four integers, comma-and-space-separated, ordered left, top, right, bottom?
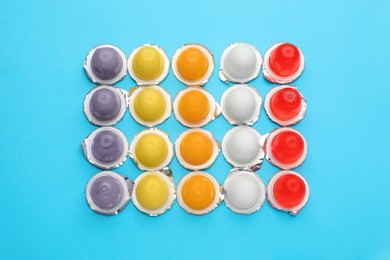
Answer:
84, 44, 127, 85
82, 127, 129, 170
86, 171, 133, 215
84, 85, 128, 126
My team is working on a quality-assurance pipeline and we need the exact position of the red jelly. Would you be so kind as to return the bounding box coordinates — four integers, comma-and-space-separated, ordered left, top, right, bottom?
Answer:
269, 43, 301, 77
270, 87, 302, 121
270, 130, 304, 165
273, 173, 306, 208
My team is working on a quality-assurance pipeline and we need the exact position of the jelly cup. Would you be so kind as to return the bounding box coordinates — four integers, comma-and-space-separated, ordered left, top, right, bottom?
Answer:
84, 44, 127, 85
128, 44, 170, 85
220, 84, 262, 125
175, 128, 220, 170
267, 170, 310, 215
264, 85, 307, 126
128, 85, 172, 127
172, 43, 214, 86
130, 128, 174, 171
222, 126, 265, 170
132, 169, 176, 216
223, 168, 266, 214
263, 42, 305, 84
86, 171, 133, 215
265, 127, 308, 170
219, 42, 262, 84
84, 85, 128, 126
177, 171, 222, 215
173, 86, 220, 128
82, 127, 129, 170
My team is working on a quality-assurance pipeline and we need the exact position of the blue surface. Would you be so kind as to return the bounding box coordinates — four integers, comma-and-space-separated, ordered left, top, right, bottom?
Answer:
0, 0, 389, 259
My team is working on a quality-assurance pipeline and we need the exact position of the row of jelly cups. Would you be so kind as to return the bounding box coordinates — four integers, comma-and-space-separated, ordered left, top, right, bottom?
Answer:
86, 169, 309, 217
84, 42, 305, 87
84, 84, 306, 128
82, 126, 307, 172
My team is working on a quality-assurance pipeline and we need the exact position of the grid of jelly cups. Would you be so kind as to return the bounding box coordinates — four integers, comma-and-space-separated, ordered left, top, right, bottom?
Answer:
81, 42, 311, 217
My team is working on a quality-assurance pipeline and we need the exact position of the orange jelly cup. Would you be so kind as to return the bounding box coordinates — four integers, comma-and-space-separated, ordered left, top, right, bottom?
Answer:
182, 175, 216, 210
179, 89, 210, 123
177, 171, 221, 215
172, 44, 214, 85
176, 129, 219, 170
174, 87, 215, 127
177, 47, 209, 81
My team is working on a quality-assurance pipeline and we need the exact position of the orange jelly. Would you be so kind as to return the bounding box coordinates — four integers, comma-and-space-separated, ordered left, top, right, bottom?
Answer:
182, 175, 216, 210
176, 47, 209, 81
178, 89, 210, 124
180, 131, 213, 166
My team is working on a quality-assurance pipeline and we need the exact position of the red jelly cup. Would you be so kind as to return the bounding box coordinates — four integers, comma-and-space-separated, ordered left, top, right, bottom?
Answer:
267, 170, 309, 215
264, 85, 306, 126
263, 42, 305, 84
265, 127, 307, 169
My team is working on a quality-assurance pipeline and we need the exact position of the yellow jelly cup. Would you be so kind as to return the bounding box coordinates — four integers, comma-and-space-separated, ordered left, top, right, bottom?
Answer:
130, 128, 174, 171
132, 170, 176, 216
129, 85, 172, 127
128, 44, 170, 85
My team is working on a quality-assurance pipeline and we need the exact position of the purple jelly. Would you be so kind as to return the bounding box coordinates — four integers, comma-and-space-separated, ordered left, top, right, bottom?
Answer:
89, 88, 122, 121
90, 175, 124, 210
91, 130, 125, 164
91, 47, 123, 80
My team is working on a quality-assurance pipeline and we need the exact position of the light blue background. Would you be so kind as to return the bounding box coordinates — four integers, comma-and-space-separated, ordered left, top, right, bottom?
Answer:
0, 0, 389, 259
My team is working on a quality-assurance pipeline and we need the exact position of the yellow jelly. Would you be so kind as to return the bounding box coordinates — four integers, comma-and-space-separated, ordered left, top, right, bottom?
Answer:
134, 88, 167, 122
132, 46, 164, 81
135, 133, 168, 167
136, 174, 169, 210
